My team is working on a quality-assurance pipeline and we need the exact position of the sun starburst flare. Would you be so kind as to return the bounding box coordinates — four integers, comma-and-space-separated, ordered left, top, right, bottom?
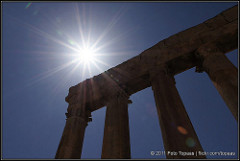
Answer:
6, 2, 131, 93
75, 47, 96, 64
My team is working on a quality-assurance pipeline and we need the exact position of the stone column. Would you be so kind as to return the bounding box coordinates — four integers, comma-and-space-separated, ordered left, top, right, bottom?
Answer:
55, 103, 92, 159
150, 65, 205, 159
195, 43, 238, 121
101, 90, 131, 159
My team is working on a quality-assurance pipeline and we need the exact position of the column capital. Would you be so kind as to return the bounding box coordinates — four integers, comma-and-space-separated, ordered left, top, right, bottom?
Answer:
194, 43, 233, 75
148, 63, 176, 84
106, 87, 131, 103
195, 43, 222, 58
65, 103, 92, 123
194, 43, 223, 70
149, 63, 168, 73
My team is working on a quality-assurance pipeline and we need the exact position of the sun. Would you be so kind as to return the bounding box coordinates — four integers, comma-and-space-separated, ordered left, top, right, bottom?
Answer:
77, 47, 96, 64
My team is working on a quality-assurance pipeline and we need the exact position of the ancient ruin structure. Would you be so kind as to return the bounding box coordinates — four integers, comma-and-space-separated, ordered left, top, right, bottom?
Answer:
55, 5, 238, 159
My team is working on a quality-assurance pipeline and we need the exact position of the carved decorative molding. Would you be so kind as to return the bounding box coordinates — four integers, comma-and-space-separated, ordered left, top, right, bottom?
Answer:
65, 104, 92, 123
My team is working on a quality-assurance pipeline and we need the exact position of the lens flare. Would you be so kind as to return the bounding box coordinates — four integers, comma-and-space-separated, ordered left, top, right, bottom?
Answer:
177, 126, 188, 135
25, 3, 32, 9
186, 137, 195, 147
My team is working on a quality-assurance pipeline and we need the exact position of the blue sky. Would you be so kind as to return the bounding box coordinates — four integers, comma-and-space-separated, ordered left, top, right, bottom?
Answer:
2, 2, 238, 159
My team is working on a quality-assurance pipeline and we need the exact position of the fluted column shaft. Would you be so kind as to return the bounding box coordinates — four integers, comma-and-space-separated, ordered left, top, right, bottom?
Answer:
55, 103, 92, 159
150, 65, 205, 159
196, 43, 238, 121
101, 91, 131, 159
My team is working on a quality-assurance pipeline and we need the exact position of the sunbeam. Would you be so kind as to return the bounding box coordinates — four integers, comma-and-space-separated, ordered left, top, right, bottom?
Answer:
27, 59, 78, 87
5, 3, 134, 95
91, 6, 128, 50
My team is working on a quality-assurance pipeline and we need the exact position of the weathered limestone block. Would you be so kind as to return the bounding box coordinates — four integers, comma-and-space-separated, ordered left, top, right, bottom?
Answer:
204, 14, 229, 30
176, 23, 210, 43
199, 20, 238, 44
221, 5, 238, 22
